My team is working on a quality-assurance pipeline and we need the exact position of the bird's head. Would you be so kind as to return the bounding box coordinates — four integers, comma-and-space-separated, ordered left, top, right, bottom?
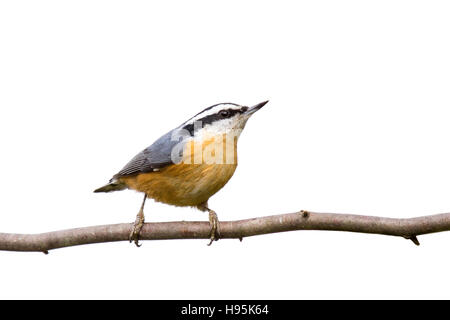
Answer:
180, 101, 269, 138
168, 101, 268, 165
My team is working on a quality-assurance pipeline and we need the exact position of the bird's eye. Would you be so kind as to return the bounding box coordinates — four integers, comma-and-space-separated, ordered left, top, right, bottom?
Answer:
220, 110, 230, 117
241, 106, 249, 112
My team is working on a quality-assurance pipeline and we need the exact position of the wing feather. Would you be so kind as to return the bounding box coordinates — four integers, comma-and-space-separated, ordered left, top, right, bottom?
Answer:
113, 129, 186, 178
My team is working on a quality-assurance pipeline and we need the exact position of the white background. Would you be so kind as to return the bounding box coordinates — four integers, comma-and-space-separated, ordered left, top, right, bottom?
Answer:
0, 1, 449, 299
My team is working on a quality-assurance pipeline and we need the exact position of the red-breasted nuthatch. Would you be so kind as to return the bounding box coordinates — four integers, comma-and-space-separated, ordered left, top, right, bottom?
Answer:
95, 101, 268, 246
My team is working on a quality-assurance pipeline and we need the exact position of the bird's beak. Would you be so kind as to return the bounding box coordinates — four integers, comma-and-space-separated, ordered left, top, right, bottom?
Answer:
245, 100, 269, 115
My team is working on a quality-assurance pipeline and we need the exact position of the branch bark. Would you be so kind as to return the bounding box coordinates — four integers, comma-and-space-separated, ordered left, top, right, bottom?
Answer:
1, 211, 449, 253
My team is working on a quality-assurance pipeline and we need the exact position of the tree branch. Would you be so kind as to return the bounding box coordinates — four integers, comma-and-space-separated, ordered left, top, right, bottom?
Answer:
1, 211, 449, 253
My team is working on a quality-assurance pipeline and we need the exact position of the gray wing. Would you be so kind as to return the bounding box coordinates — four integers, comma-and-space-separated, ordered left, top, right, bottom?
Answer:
114, 128, 187, 178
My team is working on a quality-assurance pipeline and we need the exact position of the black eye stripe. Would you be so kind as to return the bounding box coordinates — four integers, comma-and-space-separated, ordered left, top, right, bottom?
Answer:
219, 108, 241, 118
182, 108, 244, 135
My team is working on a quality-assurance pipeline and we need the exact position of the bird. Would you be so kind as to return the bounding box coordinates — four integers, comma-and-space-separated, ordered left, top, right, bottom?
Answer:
94, 100, 268, 246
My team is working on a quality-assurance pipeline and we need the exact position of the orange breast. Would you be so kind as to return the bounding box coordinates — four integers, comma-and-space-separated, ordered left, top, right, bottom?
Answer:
119, 134, 238, 206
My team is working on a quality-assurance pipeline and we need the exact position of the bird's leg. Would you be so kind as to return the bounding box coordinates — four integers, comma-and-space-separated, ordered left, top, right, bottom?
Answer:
197, 201, 220, 246
129, 194, 147, 247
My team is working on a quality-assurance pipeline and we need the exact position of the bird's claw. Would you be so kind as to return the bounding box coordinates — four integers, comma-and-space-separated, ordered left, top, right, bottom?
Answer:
207, 210, 220, 246
129, 208, 145, 247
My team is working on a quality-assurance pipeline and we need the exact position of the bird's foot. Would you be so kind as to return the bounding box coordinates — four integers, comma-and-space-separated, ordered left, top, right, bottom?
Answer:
208, 210, 220, 246
129, 208, 145, 247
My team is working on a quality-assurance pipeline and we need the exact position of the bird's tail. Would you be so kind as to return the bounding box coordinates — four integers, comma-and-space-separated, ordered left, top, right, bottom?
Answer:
94, 179, 127, 193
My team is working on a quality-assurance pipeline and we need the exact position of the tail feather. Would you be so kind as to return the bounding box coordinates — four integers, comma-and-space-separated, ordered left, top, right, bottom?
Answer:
94, 180, 127, 193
